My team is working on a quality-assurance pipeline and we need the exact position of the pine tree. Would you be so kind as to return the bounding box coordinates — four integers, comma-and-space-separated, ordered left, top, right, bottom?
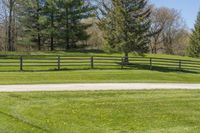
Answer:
99, 0, 151, 59
58, 0, 95, 50
189, 11, 200, 57
18, 0, 95, 51
43, 0, 58, 51
18, 0, 46, 50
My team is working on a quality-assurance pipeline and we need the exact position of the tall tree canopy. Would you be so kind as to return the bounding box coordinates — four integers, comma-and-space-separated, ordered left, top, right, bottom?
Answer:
188, 10, 200, 57
150, 7, 188, 55
15, 0, 95, 51
99, 0, 151, 57
57, 0, 95, 50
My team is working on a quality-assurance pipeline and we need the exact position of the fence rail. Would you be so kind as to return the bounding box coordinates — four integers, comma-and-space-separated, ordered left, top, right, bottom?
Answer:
0, 55, 199, 73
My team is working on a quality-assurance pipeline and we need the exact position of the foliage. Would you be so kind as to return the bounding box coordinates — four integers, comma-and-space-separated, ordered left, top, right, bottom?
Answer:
150, 7, 189, 55
82, 18, 105, 49
188, 11, 200, 57
99, 0, 151, 56
0, 0, 193, 56
17, 0, 95, 51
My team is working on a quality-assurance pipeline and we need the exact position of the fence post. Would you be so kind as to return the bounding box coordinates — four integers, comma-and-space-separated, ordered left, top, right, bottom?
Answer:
121, 57, 124, 69
91, 56, 94, 69
150, 58, 152, 70
179, 60, 182, 71
57, 56, 61, 70
20, 56, 23, 71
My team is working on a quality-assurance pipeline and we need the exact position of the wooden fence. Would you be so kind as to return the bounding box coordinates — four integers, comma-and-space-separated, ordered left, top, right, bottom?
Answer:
0, 55, 199, 72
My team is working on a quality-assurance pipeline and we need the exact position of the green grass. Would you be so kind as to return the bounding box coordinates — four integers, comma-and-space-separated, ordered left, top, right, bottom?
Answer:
1, 90, 200, 133
0, 51, 199, 72
147, 54, 200, 61
0, 51, 199, 61
0, 70, 199, 84
0, 51, 199, 84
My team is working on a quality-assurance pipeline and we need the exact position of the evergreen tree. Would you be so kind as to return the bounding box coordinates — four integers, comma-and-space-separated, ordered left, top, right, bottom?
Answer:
58, 0, 95, 50
189, 11, 200, 57
17, 0, 95, 51
99, 0, 151, 58
43, 0, 58, 51
18, 0, 46, 50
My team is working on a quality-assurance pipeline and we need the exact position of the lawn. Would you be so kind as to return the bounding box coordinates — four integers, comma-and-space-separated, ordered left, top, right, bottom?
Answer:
0, 51, 199, 84
1, 51, 200, 75
1, 90, 200, 133
0, 70, 200, 84
0, 50, 200, 61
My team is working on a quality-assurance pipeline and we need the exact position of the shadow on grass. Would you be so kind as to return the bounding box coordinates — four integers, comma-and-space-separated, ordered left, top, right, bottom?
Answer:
123, 63, 200, 74
0, 110, 48, 132
65, 49, 106, 54
0, 63, 199, 74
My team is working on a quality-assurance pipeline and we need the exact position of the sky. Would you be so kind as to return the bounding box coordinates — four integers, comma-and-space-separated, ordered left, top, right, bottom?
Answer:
150, 0, 200, 29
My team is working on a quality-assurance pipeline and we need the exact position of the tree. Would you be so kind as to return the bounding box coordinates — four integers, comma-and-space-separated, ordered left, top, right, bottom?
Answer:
188, 11, 200, 57
82, 18, 104, 49
149, 6, 166, 54
150, 7, 188, 55
99, 0, 151, 60
0, 24, 6, 51
161, 9, 185, 55
173, 29, 189, 56
2, 0, 17, 51
0, 0, 8, 51
18, 0, 46, 51
16, 0, 95, 51
43, 0, 58, 51
57, 0, 95, 50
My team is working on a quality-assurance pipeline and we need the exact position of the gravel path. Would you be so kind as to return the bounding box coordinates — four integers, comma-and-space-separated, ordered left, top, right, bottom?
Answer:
0, 83, 200, 92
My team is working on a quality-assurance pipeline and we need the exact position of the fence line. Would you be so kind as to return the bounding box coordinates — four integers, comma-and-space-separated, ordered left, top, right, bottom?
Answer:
0, 55, 199, 72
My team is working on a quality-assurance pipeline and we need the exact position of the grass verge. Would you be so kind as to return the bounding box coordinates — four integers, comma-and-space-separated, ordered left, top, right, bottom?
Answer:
0, 70, 200, 84
1, 90, 200, 133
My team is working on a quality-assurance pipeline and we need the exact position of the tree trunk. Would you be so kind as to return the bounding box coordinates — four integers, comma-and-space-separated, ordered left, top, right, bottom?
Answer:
50, 10, 54, 51
8, 0, 14, 51
37, 0, 41, 51
154, 40, 158, 54
65, 8, 69, 50
12, 7, 16, 51
124, 52, 129, 64
38, 33, 41, 51
153, 36, 159, 54
50, 36, 54, 51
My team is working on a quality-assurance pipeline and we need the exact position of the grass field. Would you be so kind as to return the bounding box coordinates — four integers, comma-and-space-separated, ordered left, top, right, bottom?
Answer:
0, 70, 200, 84
0, 51, 199, 84
0, 51, 200, 132
1, 90, 200, 133
0, 51, 200, 73
0, 51, 200, 61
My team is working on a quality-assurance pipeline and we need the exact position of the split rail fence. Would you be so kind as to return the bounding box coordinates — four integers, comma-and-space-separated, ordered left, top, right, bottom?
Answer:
0, 55, 199, 72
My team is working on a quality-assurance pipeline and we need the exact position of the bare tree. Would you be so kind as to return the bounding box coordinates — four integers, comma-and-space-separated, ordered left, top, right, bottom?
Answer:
150, 6, 167, 54
173, 29, 190, 56
0, 0, 9, 51
83, 18, 104, 49
161, 8, 187, 54
2, 0, 17, 51
91, 0, 112, 20
150, 7, 188, 55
